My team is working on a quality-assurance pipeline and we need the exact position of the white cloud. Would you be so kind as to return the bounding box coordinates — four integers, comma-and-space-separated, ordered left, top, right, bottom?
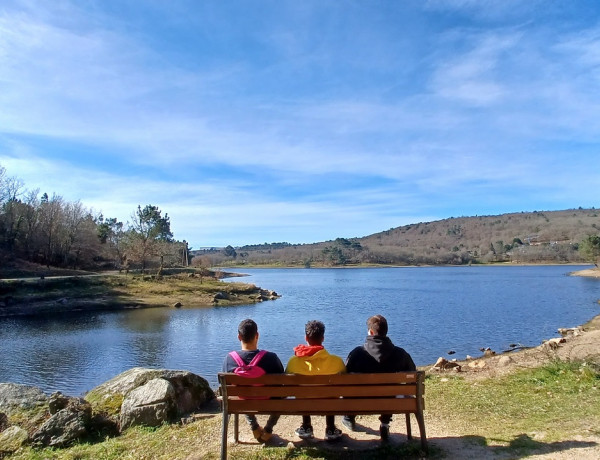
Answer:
1, 1, 600, 246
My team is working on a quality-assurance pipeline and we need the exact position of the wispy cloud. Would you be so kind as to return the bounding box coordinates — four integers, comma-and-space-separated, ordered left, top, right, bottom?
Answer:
1, 1, 599, 246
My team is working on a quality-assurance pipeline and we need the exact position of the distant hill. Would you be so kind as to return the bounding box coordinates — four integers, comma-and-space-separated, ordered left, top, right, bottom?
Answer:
195, 208, 599, 267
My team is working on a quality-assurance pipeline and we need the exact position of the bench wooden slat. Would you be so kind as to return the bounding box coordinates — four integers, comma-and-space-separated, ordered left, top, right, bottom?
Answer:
227, 397, 420, 414
224, 384, 419, 398
222, 372, 419, 385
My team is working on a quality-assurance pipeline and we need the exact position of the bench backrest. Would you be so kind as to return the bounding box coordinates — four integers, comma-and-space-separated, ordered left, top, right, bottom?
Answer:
218, 371, 425, 416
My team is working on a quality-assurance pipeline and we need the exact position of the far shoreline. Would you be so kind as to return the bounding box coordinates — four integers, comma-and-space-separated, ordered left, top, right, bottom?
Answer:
221, 262, 596, 270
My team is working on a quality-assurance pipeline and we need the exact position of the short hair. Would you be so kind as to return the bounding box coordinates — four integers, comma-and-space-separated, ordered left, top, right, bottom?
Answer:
367, 315, 388, 336
238, 318, 258, 343
305, 320, 325, 343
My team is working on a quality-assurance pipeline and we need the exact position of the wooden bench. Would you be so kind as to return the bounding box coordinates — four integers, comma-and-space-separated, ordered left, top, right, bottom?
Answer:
217, 371, 427, 459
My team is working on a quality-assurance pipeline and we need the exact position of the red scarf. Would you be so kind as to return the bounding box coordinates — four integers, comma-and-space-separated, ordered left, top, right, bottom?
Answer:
293, 344, 324, 357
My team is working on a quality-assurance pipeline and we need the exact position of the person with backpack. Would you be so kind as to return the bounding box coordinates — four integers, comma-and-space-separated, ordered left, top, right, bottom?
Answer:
222, 318, 284, 443
285, 320, 346, 441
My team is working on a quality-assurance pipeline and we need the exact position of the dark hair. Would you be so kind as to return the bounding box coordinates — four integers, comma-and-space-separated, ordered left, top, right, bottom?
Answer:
367, 315, 388, 336
238, 318, 258, 343
305, 320, 325, 344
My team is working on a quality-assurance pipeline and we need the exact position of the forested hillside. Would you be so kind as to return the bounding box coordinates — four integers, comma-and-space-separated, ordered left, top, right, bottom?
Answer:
197, 209, 600, 267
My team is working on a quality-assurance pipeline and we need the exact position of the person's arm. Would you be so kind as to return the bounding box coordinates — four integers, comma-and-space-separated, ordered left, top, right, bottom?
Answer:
405, 352, 417, 371
269, 352, 285, 373
222, 354, 233, 373
260, 352, 285, 374
395, 348, 416, 371
345, 347, 361, 373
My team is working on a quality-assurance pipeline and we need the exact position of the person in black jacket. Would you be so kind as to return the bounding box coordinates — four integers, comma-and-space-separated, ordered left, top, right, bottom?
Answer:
343, 314, 416, 440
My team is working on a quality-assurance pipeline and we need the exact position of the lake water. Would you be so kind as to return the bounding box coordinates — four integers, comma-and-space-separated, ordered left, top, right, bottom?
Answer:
1, 266, 599, 396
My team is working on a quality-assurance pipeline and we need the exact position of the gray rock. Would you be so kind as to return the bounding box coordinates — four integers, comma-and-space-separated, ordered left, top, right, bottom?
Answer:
86, 368, 159, 397
158, 370, 214, 415
0, 425, 29, 453
86, 368, 214, 419
31, 399, 92, 447
213, 291, 227, 300
48, 391, 71, 415
0, 383, 48, 415
120, 378, 176, 430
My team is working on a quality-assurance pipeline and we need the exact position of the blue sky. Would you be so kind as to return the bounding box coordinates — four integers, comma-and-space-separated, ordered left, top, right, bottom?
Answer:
1, 1, 599, 248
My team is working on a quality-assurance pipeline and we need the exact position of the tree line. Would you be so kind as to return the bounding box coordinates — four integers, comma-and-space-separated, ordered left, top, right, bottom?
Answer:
0, 164, 189, 273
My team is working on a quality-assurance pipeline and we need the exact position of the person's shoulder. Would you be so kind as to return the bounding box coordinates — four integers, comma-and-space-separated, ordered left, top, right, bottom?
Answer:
347, 345, 368, 358
324, 349, 346, 368
393, 345, 412, 356
223, 350, 238, 361
322, 347, 342, 359
332, 351, 345, 361
349, 345, 366, 354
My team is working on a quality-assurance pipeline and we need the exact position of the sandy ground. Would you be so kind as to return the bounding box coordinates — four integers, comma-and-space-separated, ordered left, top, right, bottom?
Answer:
223, 270, 600, 459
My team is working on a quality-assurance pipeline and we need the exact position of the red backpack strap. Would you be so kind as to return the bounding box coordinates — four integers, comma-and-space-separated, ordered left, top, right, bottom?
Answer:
248, 350, 268, 366
228, 351, 245, 367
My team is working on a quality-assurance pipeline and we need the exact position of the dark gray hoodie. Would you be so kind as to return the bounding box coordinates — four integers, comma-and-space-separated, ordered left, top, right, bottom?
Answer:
346, 335, 416, 373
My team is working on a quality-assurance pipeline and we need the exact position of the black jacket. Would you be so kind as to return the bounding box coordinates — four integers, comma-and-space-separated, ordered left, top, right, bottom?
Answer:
346, 335, 416, 373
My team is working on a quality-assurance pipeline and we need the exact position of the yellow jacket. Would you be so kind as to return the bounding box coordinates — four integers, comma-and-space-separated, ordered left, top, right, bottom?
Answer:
286, 348, 346, 375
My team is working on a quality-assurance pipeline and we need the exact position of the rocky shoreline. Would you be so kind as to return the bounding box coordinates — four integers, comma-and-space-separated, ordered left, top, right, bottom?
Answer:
426, 311, 600, 380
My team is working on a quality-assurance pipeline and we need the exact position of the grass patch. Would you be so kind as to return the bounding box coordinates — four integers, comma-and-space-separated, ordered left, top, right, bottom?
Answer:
84, 392, 123, 417
426, 359, 600, 453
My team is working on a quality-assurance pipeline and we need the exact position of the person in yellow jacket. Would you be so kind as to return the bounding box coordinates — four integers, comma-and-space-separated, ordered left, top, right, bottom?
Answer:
285, 320, 346, 441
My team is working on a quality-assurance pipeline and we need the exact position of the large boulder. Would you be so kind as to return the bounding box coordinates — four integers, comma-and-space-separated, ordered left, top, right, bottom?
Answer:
31, 398, 92, 447
120, 378, 176, 430
85, 368, 214, 429
0, 383, 48, 415
0, 425, 29, 454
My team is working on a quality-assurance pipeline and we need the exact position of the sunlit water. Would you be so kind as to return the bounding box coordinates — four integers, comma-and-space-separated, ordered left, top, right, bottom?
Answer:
1, 266, 598, 396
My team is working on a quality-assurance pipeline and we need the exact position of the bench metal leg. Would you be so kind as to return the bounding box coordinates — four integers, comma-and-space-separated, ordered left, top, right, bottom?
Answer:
416, 412, 428, 454
405, 413, 412, 439
221, 413, 229, 460
233, 414, 239, 443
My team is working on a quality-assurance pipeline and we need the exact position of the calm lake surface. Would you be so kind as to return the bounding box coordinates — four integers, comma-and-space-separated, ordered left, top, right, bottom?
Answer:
1, 266, 599, 396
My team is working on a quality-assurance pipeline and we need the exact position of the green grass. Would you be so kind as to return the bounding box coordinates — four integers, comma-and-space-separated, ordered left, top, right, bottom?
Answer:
6, 359, 599, 459
425, 359, 600, 455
